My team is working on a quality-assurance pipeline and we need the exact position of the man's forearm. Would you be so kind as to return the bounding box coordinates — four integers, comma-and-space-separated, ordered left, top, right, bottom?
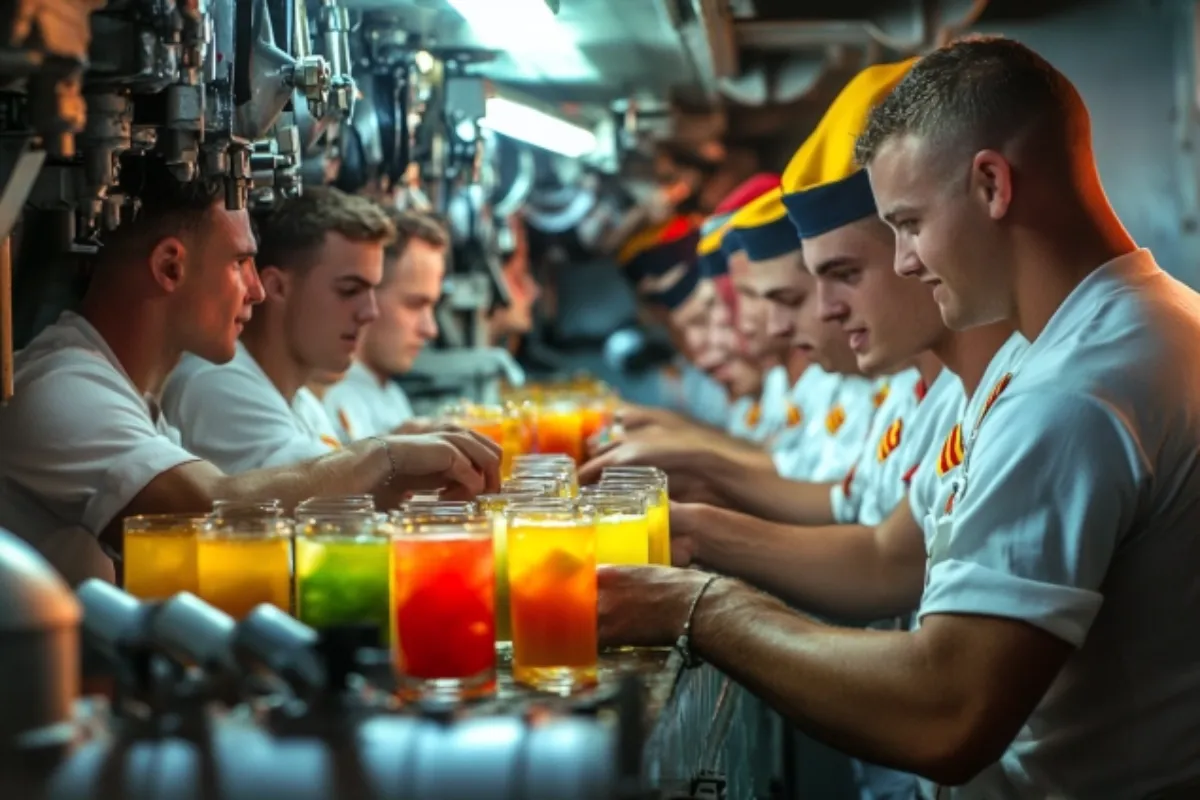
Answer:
690, 581, 975, 782
694, 506, 922, 621
213, 438, 394, 510
704, 454, 836, 524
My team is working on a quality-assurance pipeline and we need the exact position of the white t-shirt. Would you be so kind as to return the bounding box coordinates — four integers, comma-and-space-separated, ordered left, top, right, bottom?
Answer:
833, 368, 962, 527
909, 334, 1027, 530
672, 360, 732, 429
920, 251, 1200, 798
321, 359, 414, 440
292, 387, 347, 445
774, 368, 883, 483
0, 311, 199, 581
162, 343, 340, 474
726, 365, 798, 443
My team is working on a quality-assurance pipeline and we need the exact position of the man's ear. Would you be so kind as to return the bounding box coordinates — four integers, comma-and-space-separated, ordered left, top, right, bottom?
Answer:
258, 265, 291, 303
148, 236, 188, 293
971, 149, 1014, 221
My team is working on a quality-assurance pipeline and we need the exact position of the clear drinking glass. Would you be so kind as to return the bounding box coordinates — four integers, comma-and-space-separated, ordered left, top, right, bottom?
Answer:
391, 514, 496, 700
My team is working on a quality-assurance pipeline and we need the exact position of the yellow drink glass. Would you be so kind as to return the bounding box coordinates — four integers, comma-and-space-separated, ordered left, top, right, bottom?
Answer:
123, 514, 207, 599
579, 489, 650, 565
196, 517, 293, 619
506, 501, 598, 692
601, 468, 671, 566
478, 492, 552, 650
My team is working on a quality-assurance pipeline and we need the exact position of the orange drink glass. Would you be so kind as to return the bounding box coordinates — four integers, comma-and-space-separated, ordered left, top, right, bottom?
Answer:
601, 467, 671, 565
534, 402, 584, 463
506, 501, 598, 692
196, 517, 293, 619
123, 514, 208, 599
392, 515, 496, 700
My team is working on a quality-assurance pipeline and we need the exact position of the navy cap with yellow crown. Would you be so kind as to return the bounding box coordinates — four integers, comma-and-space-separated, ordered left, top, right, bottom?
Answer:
730, 187, 799, 262
781, 58, 917, 240
697, 216, 733, 279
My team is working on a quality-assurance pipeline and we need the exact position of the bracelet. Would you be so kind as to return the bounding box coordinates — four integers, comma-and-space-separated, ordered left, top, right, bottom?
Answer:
372, 436, 397, 485
674, 573, 722, 669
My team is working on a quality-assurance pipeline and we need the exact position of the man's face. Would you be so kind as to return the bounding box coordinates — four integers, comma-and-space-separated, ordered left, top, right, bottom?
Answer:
668, 278, 716, 361
280, 232, 383, 375
173, 205, 264, 363
868, 134, 1012, 330
746, 250, 857, 374
729, 249, 776, 361
490, 222, 540, 337
361, 238, 445, 375
803, 216, 944, 377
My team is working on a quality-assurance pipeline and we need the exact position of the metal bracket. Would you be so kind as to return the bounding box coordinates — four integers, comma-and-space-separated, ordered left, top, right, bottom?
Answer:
663, 770, 727, 800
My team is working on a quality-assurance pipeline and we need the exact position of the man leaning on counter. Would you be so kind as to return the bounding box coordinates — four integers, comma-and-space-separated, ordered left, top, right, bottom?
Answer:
0, 157, 500, 585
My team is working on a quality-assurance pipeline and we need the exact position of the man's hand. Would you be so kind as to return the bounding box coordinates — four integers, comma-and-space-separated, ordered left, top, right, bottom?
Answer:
668, 502, 712, 567
382, 429, 501, 501
579, 426, 713, 483
391, 416, 438, 435
617, 403, 688, 433
596, 564, 713, 648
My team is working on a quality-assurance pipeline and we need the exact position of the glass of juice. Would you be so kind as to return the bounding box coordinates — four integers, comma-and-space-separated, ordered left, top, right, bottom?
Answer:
477, 492, 554, 657
196, 517, 293, 619
392, 514, 496, 700
294, 512, 391, 645
600, 468, 671, 566
534, 401, 584, 464
506, 501, 598, 692
211, 499, 283, 520
296, 495, 376, 515
123, 514, 209, 599
578, 488, 651, 565
512, 458, 579, 498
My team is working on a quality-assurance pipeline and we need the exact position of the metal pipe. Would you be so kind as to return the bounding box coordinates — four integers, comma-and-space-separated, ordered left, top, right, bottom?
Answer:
0, 235, 11, 403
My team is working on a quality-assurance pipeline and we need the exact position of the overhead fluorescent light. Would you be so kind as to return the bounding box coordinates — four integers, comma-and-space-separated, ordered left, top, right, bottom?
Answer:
446, 0, 560, 49
480, 96, 598, 159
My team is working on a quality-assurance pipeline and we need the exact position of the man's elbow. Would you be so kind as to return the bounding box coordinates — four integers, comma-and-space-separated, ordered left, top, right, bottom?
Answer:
916, 706, 1014, 786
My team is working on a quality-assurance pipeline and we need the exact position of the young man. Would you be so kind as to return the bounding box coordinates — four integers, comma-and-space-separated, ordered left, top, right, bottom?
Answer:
322, 208, 447, 440
0, 158, 499, 583
162, 187, 388, 471
598, 39, 1200, 797
487, 213, 541, 346
584, 188, 885, 526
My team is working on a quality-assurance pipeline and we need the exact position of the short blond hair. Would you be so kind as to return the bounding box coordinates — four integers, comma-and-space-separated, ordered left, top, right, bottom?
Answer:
255, 186, 396, 271
380, 208, 449, 284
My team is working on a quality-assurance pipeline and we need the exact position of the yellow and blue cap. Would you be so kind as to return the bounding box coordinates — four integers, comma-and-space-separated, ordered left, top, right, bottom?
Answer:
730, 187, 799, 262
781, 58, 917, 239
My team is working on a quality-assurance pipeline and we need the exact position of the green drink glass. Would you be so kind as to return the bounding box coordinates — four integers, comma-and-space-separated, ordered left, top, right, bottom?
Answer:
294, 511, 391, 645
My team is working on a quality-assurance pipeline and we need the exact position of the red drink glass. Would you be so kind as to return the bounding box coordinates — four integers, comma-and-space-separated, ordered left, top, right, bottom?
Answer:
391, 515, 496, 700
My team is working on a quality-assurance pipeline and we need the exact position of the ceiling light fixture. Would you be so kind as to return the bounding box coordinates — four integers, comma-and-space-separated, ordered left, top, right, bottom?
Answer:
480, 96, 598, 159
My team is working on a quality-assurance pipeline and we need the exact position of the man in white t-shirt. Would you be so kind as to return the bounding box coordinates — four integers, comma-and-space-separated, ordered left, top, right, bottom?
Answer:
0, 157, 499, 582
598, 39, 1200, 798
584, 188, 881, 527
323, 208, 446, 440
163, 186, 394, 472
